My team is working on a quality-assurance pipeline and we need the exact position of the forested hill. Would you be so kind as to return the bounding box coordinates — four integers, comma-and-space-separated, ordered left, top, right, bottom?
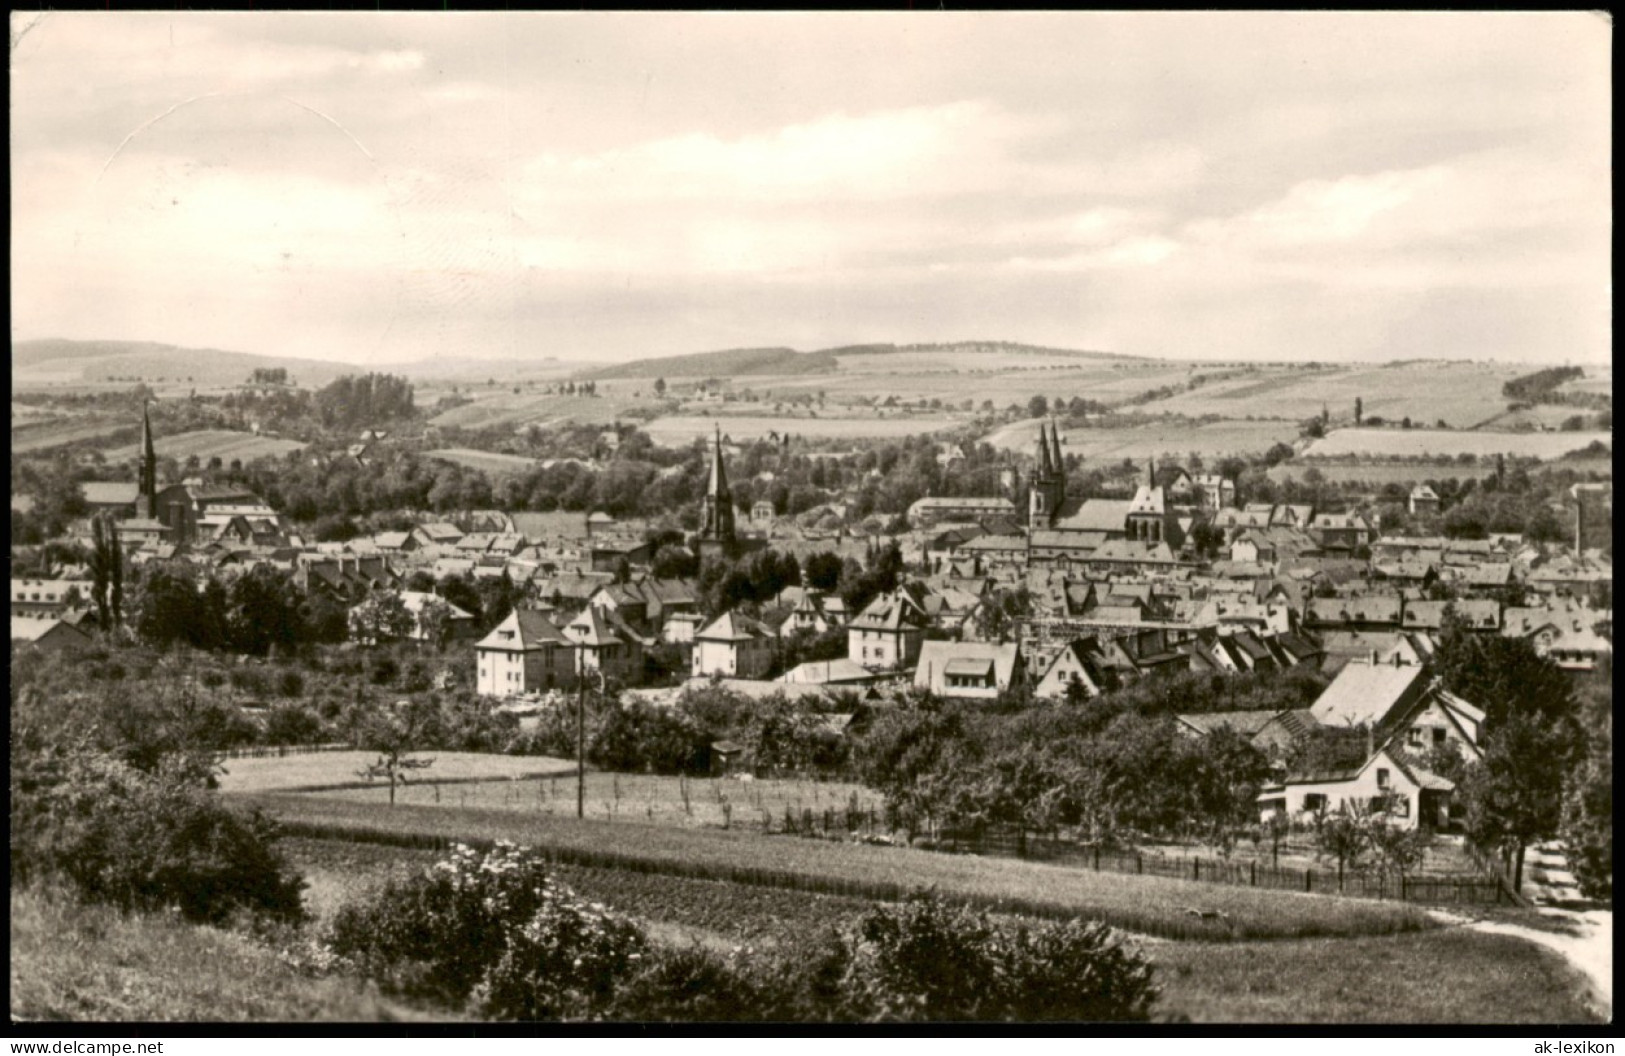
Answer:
581, 340, 1141, 379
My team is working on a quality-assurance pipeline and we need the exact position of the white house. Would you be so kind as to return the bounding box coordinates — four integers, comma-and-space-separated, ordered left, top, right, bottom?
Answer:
475, 609, 576, 698
1032, 640, 1108, 701
914, 640, 1025, 701
563, 605, 646, 685
1260, 745, 1455, 832
847, 589, 929, 671
692, 611, 776, 679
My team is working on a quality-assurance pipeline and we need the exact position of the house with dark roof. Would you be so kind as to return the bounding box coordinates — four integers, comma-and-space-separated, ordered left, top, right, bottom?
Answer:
1309, 511, 1374, 553
1408, 484, 1441, 516
692, 611, 776, 679
11, 615, 93, 653
475, 609, 576, 698
1308, 658, 1484, 759
563, 605, 647, 685
1260, 742, 1455, 831
847, 589, 930, 672
914, 640, 1025, 701
1032, 639, 1112, 701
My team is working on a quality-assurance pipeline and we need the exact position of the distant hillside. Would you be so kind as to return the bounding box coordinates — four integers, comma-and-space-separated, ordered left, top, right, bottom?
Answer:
11, 340, 359, 390
581, 339, 1139, 380
841, 341, 1140, 361
11, 340, 589, 391
582, 347, 838, 380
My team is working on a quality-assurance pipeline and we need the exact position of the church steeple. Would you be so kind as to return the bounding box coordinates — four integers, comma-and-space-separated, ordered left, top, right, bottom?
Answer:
137, 400, 158, 520
699, 424, 736, 546
1028, 420, 1065, 530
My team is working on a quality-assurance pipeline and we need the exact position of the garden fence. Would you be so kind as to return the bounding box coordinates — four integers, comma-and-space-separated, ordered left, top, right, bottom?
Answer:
929, 828, 1506, 906
213, 742, 353, 761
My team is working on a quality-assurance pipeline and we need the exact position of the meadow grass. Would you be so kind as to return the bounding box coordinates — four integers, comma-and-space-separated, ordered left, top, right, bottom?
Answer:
216, 751, 577, 793
1149, 928, 1604, 1024
9, 885, 442, 1023
236, 793, 1433, 943
316, 770, 883, 831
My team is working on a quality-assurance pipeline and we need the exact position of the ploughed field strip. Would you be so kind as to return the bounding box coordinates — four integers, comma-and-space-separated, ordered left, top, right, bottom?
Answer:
235, 792, 1432, 943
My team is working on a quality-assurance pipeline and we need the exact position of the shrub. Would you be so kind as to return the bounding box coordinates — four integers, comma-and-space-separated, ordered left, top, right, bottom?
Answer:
327, 841, 646, 1019
10, 747, 306, 927
833, 893, 1156, 1022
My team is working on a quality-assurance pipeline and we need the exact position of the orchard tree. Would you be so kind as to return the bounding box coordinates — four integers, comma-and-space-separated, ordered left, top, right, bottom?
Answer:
355, 697, 438, 807
351, 590, 415, 644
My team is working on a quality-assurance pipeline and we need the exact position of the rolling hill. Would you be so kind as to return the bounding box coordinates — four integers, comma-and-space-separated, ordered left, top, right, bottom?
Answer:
11, 340, 593, 391
11, 340, 361, 390
580, 340, 1140, 381
583, 346, 838, 380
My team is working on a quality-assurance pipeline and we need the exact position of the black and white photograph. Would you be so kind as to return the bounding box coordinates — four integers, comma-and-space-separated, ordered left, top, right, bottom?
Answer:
8, 10, 1611, 1029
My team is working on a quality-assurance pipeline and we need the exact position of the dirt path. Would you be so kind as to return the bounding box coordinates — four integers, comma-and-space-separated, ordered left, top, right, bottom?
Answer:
1431, 908, 1612, 1021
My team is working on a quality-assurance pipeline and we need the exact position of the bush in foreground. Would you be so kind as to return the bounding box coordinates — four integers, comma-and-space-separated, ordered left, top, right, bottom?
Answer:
328, 841, 645, 1019
329, 843, 1156, 1022
10, 747, 306, 927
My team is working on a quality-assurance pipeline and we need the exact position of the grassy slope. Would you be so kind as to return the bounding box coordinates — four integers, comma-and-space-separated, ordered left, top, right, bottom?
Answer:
9, 886, 441, 1023
235, 793, 1429, 942
1152, 929, 1602, 1024
281, 838, 1602, 1025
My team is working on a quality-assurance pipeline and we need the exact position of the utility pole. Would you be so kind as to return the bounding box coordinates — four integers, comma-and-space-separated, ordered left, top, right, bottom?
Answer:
577, 671, 586, 819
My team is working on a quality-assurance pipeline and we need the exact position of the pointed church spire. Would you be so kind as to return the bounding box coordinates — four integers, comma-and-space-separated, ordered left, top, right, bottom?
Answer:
137, 400, 158, 519
707, 423, 730, 499
700, 423, 736, 546
1049, 417, 1063, 471
1035, 421, 1052, 476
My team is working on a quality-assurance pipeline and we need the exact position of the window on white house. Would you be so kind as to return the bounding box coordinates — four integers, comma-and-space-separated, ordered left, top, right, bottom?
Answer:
1376, 768, 1391, 789
1433, 728, 1447, 745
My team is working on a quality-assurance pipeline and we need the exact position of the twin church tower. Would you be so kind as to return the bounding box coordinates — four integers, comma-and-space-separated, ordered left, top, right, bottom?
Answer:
1027, 419, 1066, 529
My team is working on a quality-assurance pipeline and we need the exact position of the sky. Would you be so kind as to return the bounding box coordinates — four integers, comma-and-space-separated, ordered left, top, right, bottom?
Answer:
9, 12, 1612, 367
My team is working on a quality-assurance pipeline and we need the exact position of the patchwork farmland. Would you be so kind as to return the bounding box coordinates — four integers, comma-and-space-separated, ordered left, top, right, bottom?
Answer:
1130, 361, 1527, 428
1306, 427, 1612, 461
643, 414, 965, 445
100, 429, 306, 463
984, 417, 1300, 460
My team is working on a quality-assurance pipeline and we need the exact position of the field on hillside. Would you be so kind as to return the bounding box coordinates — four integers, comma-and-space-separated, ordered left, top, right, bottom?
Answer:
760, 363, 1196, 407
315, 771, 883, 832
238, 792, 1430, 942
985, 417, 1299, 461
1307, 428, 1611, 461
425, 448, 546, 478
643, 414, 964, 445
1131, 362, 1524, 428
1478, 405, 1599, 431
428, 392, 663, 430
101, 429, 306, 463
1268, 461, 1499, 486
11, 416, 133, 453
216, 751, 578, 793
